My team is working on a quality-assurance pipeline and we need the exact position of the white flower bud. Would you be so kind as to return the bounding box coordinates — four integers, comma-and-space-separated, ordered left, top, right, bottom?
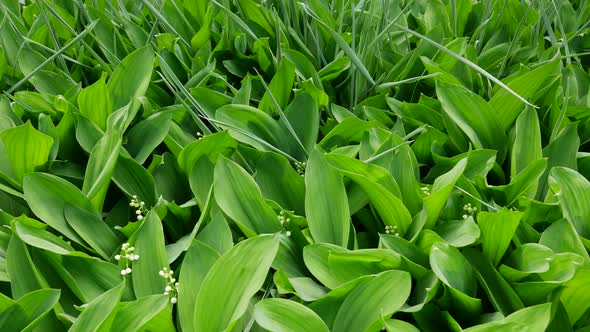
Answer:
159, 270, 165, 277
165, 285, 172, 292
286, 231, 292, 237
121, 269, 127, 275
115, 255, 121, 261
126, 267, 132, 274
137, 215, 144, 220
170, 297, 177, 304
170, 278, 176, 283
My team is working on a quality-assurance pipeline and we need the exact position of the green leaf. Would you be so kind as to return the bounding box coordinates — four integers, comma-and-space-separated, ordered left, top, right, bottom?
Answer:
69, 282, 124, 332
259, 58, 295, 114
305, 147, 350, 246
0, 122, 53, 183
78, 73, 112, 131
463, 304, 551, 332
511, 108, 542, 180
131, 210, 169, 298
284, 93, 319, 158
13, 219, 74, 255
490, 59, 560, 130
213, 155, 281, 236
436, 82, 507, 163
255, 152, 306, 215
560, 269, 590, 325
477, 209, 522, 266
549, 167, 590, 242
107, 46, 155, 110
215, 104, 290, 155
178, 241, 220, 332
332, 270, 412, 332
430, 242, 476, 297
421, 158, 467, 231
194, 235, 279, 331
254, 298, 330, 332
463, 249, 524, 316
125, 111, 173, 164
112, 154, 158, 207
82, 129, 122, 212
540, 219, 590, 265
24, 173, 100, 247
110, 295, 169, 332
63, 204, 119, 260
0, 288, 60, 332
177, 131, 237, 175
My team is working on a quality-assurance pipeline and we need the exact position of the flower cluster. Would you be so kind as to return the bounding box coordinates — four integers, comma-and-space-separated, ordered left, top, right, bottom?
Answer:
385, 225, 400, 236
116, 243, 139, 276
421, 186, 431, 196
278, 211, 292, 237
294, 161, 306, 176
462, 203, 477, 219
159, 267, 179, 304
129, 195, 147, 220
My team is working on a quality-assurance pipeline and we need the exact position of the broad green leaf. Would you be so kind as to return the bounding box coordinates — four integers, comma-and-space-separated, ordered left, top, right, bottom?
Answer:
463, 249, 524, 316
78, 73, 112, 131
110, 295, 169, 332
383, 319, 420, 332
13, 219, 74, 255
6, 235, 45, 299
421, 158, 467, 230
195, 212, 233, 255
0, 288, 60, 332
255, 152, 306, 215
549, 167, 590, 242
52, 252, 122, 303
332, 270, 411, 332
463, 304, 551, 332
126, 111, 173, 164
430, 242, 477, 297
284, 93, 320, 158
254, 298, 330, 332
344, 172, 411, 236
107, 46, 155, 110
477, 209, 522, 266
433, 217, 480, 247
82, 129, 122, 211
437, 82, 507, 163
112, 154, 158, 207
216, 104, 289, 154
305, 147, 350, 246
213, 156, 281, 236
131, 211, 169, 298
540, 219, 590, 264
178, 241, 220, 332
177, 131, 237, 175
490, 159, 547, 206
64, 204, 119, 260
308, 276, 373, 328
560, 269, 590, 325
69, 282, 124, 332
0, 122, 53, 183
511, 108, 542, 180
24, 173, 100, 247
259, 59, 295, 114
490, 59, 560, 130
194, 235, 279, 331
536, 124, 579, 200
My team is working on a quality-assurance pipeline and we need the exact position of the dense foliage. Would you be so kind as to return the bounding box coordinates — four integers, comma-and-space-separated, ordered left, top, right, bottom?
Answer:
0, 0, 590, 331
